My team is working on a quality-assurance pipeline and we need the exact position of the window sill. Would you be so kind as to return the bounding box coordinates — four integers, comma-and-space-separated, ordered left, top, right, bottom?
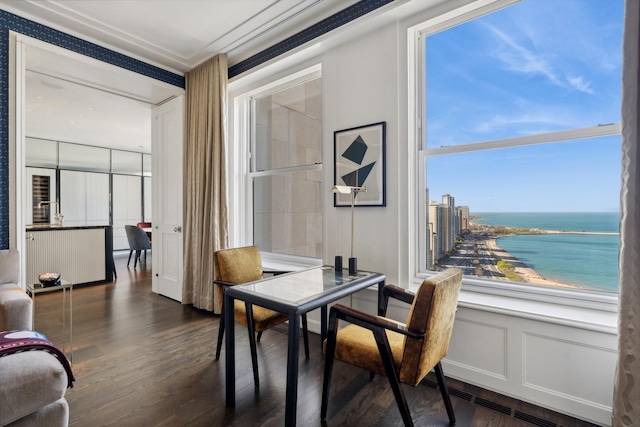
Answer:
411, 274, 618, 335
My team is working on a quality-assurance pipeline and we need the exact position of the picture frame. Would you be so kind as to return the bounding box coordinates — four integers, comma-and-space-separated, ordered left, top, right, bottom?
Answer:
334, 121, 386, 207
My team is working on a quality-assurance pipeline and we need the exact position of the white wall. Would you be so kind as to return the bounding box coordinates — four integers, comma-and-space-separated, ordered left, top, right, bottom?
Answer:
322, 23, 403, 285
228, 1, 617, 425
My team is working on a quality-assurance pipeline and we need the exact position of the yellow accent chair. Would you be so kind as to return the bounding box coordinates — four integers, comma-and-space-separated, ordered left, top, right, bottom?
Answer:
214, 246, 310, 389
321, 268, 463, 426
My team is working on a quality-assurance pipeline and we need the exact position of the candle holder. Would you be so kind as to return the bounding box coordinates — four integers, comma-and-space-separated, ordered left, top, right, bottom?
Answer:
331, 185, 366, 276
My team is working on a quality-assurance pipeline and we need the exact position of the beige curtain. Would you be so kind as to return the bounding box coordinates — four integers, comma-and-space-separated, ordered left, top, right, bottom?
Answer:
613, 1, 640, 425
182, 54, 229, 312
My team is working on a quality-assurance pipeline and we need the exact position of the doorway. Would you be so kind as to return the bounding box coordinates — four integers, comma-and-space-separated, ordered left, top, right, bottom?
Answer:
10, 33, 185, 297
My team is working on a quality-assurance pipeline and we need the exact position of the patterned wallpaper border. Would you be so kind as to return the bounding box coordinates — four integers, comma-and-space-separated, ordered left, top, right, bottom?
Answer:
229, 0, 394, 78
0, 9, 184, 248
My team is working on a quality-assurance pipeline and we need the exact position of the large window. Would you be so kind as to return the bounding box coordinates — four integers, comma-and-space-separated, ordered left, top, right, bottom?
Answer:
249, 68, 323, 258
420, 0, 623, 294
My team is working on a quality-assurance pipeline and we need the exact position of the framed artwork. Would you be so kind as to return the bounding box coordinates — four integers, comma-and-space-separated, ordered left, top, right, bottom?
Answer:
333, 121, 386, 207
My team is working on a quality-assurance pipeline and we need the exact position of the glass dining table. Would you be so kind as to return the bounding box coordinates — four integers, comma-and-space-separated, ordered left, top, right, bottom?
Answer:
224, 265, 386, 427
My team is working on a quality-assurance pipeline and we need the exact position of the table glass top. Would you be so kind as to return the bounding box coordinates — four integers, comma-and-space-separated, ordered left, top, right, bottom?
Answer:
231, 266, 379, 304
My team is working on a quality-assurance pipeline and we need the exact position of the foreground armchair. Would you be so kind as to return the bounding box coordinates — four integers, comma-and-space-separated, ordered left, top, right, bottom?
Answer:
0, 249, 74, 427
321, 268, 463, 427
214, 245, 309, 389
0, 249, 31, 331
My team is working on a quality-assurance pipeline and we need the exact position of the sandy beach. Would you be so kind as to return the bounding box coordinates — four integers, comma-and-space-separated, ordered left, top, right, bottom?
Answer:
483, 237, 580, 289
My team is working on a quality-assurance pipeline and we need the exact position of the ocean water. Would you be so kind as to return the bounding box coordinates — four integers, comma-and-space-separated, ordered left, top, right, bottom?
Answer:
474, 212, 620, 292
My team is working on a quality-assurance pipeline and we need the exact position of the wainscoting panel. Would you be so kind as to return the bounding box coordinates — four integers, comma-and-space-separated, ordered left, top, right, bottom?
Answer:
522, 331, 616, 411
442, 305, 616, 426
447, 318, 508, 379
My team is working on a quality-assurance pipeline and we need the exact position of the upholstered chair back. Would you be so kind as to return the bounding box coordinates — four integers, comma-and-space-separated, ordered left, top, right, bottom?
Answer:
125, 225, 151, 250
0, 249, 20, 285
214, 246, 263, 284
399, 268, 462, 385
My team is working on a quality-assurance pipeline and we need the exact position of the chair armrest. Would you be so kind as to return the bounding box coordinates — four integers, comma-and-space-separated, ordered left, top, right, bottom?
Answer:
212, 279, 235, 289
330, 304, 424, 339
383, 284, 415, 305
379, 284, 415, 316
262, 269, 291, 276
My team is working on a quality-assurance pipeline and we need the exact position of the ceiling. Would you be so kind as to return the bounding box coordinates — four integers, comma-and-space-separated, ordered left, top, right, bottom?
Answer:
0, 0, 361, 153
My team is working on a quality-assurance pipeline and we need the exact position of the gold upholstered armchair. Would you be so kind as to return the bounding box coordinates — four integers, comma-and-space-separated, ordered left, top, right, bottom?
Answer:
321, 268, 463, 427
213, 246, 310, 389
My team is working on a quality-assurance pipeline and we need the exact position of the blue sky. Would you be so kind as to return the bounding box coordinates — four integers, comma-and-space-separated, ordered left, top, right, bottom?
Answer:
425, 0, 623, 213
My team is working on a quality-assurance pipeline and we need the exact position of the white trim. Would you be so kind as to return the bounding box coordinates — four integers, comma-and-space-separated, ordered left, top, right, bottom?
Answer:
427, 124, 622, 156
10, 33, 26, 284
250, 163, 322, 177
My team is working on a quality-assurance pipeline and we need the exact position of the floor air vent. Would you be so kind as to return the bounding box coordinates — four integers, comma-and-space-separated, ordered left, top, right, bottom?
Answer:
473, 397, 512, 415
448, 387, 473, 402
514, 410, 558, 427
421, 378, 438, 389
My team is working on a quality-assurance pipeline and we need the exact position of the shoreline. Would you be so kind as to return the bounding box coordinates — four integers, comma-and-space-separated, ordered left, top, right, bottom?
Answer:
484, 237, 581, 289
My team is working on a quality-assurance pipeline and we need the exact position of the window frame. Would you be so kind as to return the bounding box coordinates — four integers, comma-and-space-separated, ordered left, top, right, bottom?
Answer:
235, 64, 324, 268
409, 0, 620, 316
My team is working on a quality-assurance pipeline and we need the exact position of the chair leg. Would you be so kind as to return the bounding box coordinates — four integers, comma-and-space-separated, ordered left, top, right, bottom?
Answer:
302, 313, 310, 360
256, 331, 263, 342
373, 328, 413, 427
215, 305, 225, 360
321, 309, 339, 421
434, 362, 456, 426
134, 250, 141, 268
245, 303, 260, 390
127, 250, 133, 266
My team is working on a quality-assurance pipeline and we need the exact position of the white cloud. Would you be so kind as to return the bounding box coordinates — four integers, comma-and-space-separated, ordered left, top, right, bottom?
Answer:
485, 24, 562, 86
484, 23, 598, 95
567, 76, 594, 94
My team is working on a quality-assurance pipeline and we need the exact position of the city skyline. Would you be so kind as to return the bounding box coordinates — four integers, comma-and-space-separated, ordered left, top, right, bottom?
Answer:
425, 0, 623, 213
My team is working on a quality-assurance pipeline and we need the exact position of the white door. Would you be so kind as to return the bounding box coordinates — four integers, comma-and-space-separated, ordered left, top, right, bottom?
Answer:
152, 96, 184, 301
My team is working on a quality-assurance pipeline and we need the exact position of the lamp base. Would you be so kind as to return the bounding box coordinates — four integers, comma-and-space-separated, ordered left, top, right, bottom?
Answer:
348, 257, 357, 275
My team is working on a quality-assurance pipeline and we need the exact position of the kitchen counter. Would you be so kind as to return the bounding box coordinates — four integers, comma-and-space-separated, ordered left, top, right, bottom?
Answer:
25, 225, 114, 285
26, 224, 111, 231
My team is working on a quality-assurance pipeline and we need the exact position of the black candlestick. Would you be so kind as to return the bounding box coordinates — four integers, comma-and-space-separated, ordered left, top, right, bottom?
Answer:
334, 255, 343, 271
348, 257, 357, 275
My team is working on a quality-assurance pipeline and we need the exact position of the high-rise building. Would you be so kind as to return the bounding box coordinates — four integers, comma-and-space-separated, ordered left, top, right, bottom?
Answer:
428, 201, 446, 266
457, 206, 470, 231
442, 194, 455, 254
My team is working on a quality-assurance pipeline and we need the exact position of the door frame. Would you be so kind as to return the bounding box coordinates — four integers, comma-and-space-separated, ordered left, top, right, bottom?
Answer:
9, 32, 184, 287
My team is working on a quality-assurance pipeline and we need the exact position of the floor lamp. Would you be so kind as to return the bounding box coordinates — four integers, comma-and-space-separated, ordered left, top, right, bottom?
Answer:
331, 185, 366, 275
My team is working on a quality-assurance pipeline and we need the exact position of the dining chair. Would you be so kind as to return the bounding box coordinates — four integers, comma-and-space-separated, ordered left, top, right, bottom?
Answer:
321, 268, 463, 427
124, 225, 151, 268
136, 222, 152, 258
214, 245, 310, 389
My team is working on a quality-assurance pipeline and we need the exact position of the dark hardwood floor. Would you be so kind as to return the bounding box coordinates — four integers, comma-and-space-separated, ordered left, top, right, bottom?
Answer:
29, 253, 597, 427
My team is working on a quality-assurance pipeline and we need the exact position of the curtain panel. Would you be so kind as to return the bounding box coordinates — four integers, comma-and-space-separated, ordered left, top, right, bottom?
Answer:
182, 54, 229, 312
614, 1, 640, 425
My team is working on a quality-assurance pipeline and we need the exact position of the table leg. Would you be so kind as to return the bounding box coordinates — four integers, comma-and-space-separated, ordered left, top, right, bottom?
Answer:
62, 288, 66, 355
378, 279, 386, 316
224, 292, 236, 406
285, 312, 301, 427
30, 291, 35, 329
320, 305, 327, 347
70, 285, 73, 363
